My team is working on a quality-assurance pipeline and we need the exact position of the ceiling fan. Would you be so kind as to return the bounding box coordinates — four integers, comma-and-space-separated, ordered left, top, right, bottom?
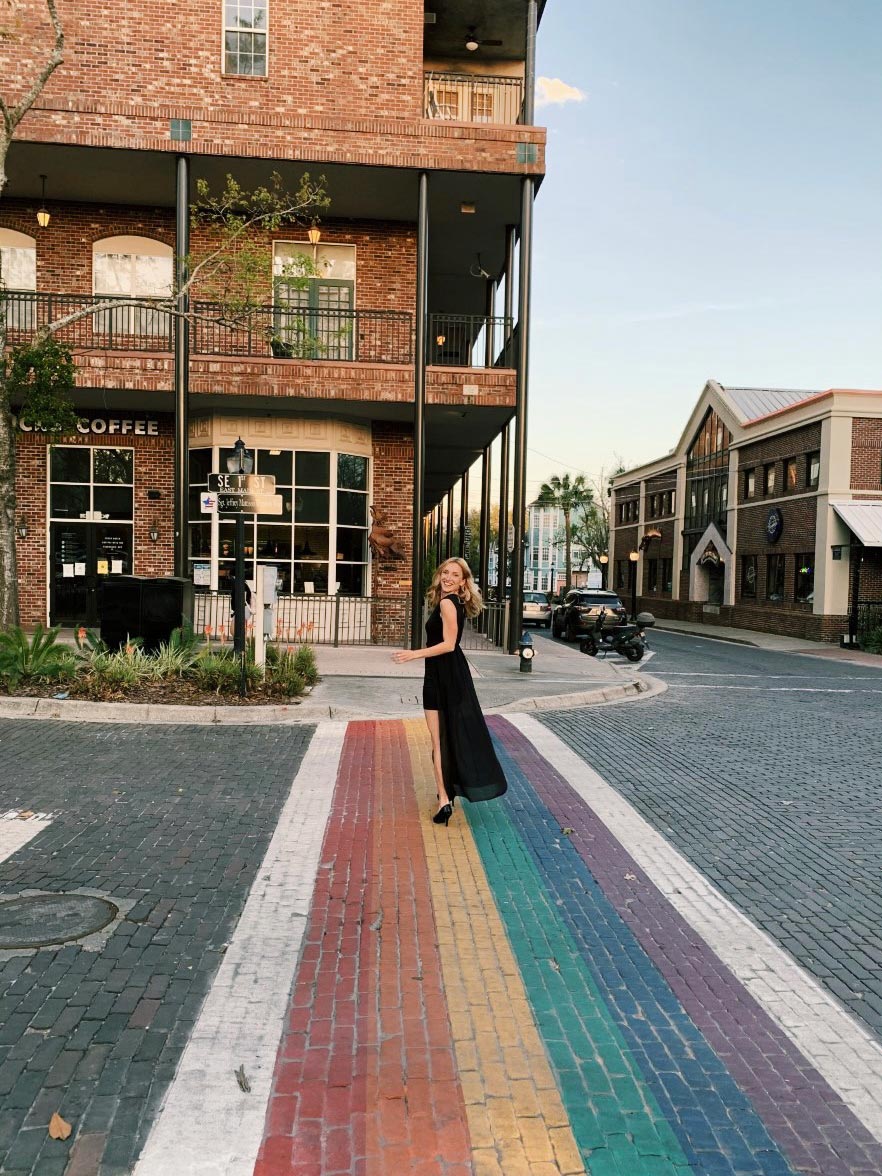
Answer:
465, 26, 502, 51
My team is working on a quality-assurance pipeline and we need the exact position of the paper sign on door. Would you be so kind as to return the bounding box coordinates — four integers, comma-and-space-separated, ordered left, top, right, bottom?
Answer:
97, 560, 109, 575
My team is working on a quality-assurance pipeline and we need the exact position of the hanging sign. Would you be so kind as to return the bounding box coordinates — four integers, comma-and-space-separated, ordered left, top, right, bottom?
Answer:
208, 473, 276, 494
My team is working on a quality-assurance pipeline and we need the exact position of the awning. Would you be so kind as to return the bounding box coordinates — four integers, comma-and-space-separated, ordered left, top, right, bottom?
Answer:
831, 501, 882, 547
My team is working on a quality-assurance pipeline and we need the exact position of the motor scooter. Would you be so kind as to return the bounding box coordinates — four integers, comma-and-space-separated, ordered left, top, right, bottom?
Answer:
579, 608, 655, 662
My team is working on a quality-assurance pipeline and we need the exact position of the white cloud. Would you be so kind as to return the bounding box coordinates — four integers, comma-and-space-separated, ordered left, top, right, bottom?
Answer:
535, 77, 586, 108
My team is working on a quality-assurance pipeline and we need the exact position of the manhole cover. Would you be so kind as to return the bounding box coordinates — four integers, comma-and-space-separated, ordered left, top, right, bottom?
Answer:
0, 894, 119, 949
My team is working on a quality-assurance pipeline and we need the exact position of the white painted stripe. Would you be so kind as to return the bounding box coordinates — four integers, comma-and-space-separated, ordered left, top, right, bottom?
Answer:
134, 721, 346, 1176
511, 715, 882, 1144
0, 815, 52, 865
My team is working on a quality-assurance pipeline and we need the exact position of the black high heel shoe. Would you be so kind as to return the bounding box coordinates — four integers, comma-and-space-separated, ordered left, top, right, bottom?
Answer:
432, 803, 453, 826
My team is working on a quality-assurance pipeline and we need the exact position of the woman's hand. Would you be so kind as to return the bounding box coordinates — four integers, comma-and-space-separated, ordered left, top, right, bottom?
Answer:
392, 649, 421, 663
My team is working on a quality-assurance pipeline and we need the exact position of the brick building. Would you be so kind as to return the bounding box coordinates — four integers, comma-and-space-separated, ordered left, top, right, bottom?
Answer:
610, 381, 882, 642
1, 0, 547, 646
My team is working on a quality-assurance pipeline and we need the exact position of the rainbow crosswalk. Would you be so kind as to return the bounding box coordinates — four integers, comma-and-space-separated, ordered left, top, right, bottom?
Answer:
139, 717, 882, 1176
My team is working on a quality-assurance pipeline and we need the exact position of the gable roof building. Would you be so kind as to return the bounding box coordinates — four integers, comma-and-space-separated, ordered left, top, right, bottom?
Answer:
609, 380, 882, 643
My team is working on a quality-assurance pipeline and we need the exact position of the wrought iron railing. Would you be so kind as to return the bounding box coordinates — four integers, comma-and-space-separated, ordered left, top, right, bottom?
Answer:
424, 71, 524, 125
192, 590, 412, 647
856, 600, 882, 644
429, 313, 514, 369
0, 291, 414, 365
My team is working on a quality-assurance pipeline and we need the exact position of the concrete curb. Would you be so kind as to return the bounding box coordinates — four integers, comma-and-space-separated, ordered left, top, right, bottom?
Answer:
0, 675, 665, 725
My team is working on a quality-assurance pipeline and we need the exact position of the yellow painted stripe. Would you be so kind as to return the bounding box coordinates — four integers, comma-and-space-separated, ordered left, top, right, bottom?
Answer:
404, 719, 586, 1176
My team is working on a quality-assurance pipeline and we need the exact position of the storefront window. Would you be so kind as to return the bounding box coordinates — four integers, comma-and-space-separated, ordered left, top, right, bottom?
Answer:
189, 444, 370, 596
766, 553, 785, 601
795, 554, 814, 603
49, 447, 134, 520
741, 555, 757, 599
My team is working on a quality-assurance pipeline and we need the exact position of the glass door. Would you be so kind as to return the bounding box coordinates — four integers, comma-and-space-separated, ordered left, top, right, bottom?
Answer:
49, 523, 134, 626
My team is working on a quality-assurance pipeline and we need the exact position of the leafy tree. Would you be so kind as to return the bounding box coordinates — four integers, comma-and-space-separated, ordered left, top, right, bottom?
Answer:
536, 473, 594, 592
0, 3, 329, 624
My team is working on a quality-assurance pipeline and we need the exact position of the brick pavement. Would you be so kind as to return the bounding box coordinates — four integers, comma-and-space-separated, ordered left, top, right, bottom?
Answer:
1, 708, 881, 1174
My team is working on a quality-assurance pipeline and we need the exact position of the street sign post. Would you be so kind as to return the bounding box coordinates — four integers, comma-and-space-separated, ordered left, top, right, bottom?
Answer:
208, 473, 276, 495
216, 492, 283, 515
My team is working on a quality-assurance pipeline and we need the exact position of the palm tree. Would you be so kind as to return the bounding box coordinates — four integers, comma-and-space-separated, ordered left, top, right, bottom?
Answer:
536, 473, 594, 592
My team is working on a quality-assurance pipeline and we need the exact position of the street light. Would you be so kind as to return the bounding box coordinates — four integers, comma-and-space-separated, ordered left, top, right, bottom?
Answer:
628, 550, 639, 620
227, 438, 254, 694
598, 553, 608, 590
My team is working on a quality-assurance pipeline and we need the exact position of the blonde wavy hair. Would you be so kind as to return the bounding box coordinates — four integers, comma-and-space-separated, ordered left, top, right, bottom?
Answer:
426, 558, 483, 619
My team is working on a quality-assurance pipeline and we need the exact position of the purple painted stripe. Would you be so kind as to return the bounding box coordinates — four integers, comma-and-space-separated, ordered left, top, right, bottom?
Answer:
491, 717, 882, 1176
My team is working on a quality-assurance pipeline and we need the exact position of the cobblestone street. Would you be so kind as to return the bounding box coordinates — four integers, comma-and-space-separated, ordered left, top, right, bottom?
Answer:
0, 632, 880, 1174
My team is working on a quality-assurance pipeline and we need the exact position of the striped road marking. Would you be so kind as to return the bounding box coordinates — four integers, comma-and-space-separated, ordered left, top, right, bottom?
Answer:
512, 714, 882, 1145
134, 722, 344, 1176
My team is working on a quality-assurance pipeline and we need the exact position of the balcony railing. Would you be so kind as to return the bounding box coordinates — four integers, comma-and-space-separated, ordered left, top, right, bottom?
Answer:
2, 293, 518, 371
424, 71, 524, 125
429, 313, 514, 368
0, 292, 414, 364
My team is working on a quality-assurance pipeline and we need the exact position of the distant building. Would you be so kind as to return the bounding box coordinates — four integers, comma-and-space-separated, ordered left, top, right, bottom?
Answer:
610, 381, 882, 642
523, 500, 595, 594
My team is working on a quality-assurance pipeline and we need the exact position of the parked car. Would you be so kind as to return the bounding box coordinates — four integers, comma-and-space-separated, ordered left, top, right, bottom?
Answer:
522, 591, 552, 628
552, 589, 628, 641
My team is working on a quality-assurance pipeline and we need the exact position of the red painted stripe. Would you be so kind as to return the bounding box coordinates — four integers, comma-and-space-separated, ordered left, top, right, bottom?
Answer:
254, 720, 470, 1176
255, 721, 374, 1176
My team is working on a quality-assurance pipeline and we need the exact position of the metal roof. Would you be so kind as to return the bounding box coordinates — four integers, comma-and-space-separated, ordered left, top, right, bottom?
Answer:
719, 386, 821, 424
831, 501, 882, 547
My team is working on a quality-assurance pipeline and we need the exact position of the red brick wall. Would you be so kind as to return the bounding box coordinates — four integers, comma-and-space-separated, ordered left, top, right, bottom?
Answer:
0, 200, 416, 312
3, 3, 545, 176
14, 417, 174, 626
647, 597, 847, 642
370, 420, 413, 642
858, 549, 882, 603
7, 0, 424, 123
734, 498, 818, 609
851, 418, 882, 491
737, 422, 822, 504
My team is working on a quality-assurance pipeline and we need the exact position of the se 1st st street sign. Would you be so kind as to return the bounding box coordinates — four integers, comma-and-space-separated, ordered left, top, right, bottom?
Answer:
215, 492, 284, 515
207, 473, 276, 494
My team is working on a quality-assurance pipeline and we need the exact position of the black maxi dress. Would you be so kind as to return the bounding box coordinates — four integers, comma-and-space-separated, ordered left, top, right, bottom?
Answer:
423, 594, 508, 803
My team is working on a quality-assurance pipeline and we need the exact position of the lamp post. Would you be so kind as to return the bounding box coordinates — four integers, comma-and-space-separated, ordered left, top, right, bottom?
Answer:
227, 438, 254, 694
598, 553, 608, 590
550, 564, 556, 599
628, 550, 639, 620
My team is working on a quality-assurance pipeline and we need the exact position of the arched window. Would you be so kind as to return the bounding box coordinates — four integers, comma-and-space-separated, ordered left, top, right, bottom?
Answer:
92, 235, 173, 337
0, 228, 37, 330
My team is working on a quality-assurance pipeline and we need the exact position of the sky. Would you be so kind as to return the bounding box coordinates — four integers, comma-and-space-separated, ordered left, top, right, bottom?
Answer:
520, 0, 882, 498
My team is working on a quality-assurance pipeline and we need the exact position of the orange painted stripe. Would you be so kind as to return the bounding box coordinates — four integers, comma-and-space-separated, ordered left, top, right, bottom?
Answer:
255, 720, 470, 1176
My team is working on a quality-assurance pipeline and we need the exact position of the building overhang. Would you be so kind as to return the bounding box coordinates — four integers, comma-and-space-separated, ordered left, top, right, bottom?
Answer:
831, 501, 882, 548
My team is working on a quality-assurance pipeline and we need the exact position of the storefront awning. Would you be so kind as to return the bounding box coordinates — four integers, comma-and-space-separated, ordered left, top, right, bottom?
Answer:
831, 501, 882, 547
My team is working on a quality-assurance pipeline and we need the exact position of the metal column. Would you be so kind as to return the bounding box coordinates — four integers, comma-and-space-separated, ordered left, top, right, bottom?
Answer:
445, 489, 454, 559
479, 445, 491, 592
498, 422, 510, 601
508, 176, 535, 653
410, 172, 428, 647
459, 467, 469, 557
173, 155, 190, 579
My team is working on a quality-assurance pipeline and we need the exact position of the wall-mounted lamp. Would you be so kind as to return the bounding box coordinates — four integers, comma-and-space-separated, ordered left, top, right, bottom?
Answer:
16, 520, 27, 540
36, 175, 50, 229
307, 224, 321, 246
598, 554, 609, 565
436, 334, 446, 347
460, 201, 476, 215
149, 527, 159, 543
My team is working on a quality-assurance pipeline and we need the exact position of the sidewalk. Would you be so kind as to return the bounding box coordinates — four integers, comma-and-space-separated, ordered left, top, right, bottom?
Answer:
654, 616, 882, 664
0, 638, 655, 725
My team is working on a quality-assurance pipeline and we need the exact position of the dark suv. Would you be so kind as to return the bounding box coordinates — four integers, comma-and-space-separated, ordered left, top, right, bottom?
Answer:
551, 590, 628, 641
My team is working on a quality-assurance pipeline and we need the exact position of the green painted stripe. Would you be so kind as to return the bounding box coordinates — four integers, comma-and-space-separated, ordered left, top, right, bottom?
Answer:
465, 796, 692, 1175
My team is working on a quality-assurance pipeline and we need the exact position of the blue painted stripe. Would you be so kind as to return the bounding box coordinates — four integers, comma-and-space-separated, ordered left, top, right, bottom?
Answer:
468, 733, 797, 1176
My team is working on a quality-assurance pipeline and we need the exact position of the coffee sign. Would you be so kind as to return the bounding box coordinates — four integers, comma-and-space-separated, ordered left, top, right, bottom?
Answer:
15, 415, 159, 436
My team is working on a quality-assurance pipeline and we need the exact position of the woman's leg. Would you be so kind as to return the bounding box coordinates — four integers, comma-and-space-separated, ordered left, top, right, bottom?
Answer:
423, 709, 450, 807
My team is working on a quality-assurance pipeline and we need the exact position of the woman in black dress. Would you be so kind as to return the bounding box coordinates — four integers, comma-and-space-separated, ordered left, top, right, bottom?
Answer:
392, 558, 507, 824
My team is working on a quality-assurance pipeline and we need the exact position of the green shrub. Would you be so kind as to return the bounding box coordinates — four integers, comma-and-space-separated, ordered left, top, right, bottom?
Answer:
860, 624, 882, 655
291, 644, 318, 686
74, 627, 109, 664
0, 625, 75, 686
191, 649, 261, 694
152, 623, 204, 679
266, 659, 306, 699
87, 644, 153, 688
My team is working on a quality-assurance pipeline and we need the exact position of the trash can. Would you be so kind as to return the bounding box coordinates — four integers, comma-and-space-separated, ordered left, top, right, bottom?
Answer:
99, 577, 194, 652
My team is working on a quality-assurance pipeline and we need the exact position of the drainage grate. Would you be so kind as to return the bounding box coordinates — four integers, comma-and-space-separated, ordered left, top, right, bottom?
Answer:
0, 893, 119, 949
